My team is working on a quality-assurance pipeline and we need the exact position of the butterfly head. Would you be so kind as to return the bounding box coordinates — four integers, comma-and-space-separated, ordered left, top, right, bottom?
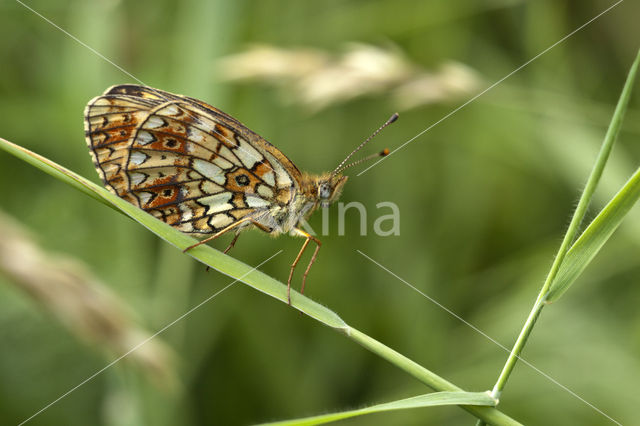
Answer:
317, 174, 349, 208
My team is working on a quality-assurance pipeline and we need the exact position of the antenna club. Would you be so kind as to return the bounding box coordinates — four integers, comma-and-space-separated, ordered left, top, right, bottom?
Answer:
330, 113, 397, 176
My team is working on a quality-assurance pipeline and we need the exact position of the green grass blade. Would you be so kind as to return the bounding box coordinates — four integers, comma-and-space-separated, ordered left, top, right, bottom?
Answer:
0, 136, 115, 210
258, 391, 498, 426
0, 137, 522, 425
548, 166, 640, 301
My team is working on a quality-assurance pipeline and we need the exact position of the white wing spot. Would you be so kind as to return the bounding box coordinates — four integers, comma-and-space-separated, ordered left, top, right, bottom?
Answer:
209, 213, 234, 229
246, 195, 270, 208
262, 170, 276, 187
199, 192, 233, 214
138, 191, 153, 205
145, 116, 165, 129
136, 130, 155, 145
193, 159, 225, 185
235, 137, 263, 169
130, 151, 149, 165
161, 104, 179, 116
130, 172, 147, 185
257, 184, 274, 199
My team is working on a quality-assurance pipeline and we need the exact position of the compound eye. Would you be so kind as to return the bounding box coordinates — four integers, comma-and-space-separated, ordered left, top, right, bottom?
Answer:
318, 183, 331, 199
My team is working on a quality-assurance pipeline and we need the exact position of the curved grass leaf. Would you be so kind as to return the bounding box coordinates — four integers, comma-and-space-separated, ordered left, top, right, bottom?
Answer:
258, 391, 497, 426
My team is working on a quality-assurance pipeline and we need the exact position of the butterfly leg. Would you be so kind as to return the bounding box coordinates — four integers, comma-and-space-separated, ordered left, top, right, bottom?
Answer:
204, 231, 242, 272
223, 232, 241, 254
288, 228, 321, 305
183, 217, 252, 252
300, 237, 321, 296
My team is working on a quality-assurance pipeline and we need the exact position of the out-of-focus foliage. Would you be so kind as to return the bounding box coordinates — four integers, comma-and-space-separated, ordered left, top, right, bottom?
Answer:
217, 44, 481, 111
0, 1, 638, 425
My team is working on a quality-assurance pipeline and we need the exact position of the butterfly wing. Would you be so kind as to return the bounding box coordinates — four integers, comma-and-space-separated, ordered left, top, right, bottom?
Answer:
84, 84, 302, 235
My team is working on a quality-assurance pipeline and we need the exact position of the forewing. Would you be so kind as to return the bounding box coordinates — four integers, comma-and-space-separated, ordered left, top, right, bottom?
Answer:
84, 84, 301, 235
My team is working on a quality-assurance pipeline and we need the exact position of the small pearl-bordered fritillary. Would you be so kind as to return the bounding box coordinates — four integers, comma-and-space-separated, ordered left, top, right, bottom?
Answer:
84, 85, 396, 304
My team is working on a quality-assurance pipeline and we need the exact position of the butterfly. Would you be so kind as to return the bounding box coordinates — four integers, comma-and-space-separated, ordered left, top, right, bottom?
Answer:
84, 84, 396, 304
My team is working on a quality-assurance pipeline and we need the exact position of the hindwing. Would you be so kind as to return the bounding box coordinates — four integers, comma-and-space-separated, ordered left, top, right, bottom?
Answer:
84, 84, 301, 234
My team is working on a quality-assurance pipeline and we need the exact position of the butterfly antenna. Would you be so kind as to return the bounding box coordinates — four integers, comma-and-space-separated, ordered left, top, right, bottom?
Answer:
331, 113, 399, 176
334, 149, 390, 174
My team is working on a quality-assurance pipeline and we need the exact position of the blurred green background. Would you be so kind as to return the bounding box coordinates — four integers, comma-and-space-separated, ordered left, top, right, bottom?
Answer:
1, 0, 639, 425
